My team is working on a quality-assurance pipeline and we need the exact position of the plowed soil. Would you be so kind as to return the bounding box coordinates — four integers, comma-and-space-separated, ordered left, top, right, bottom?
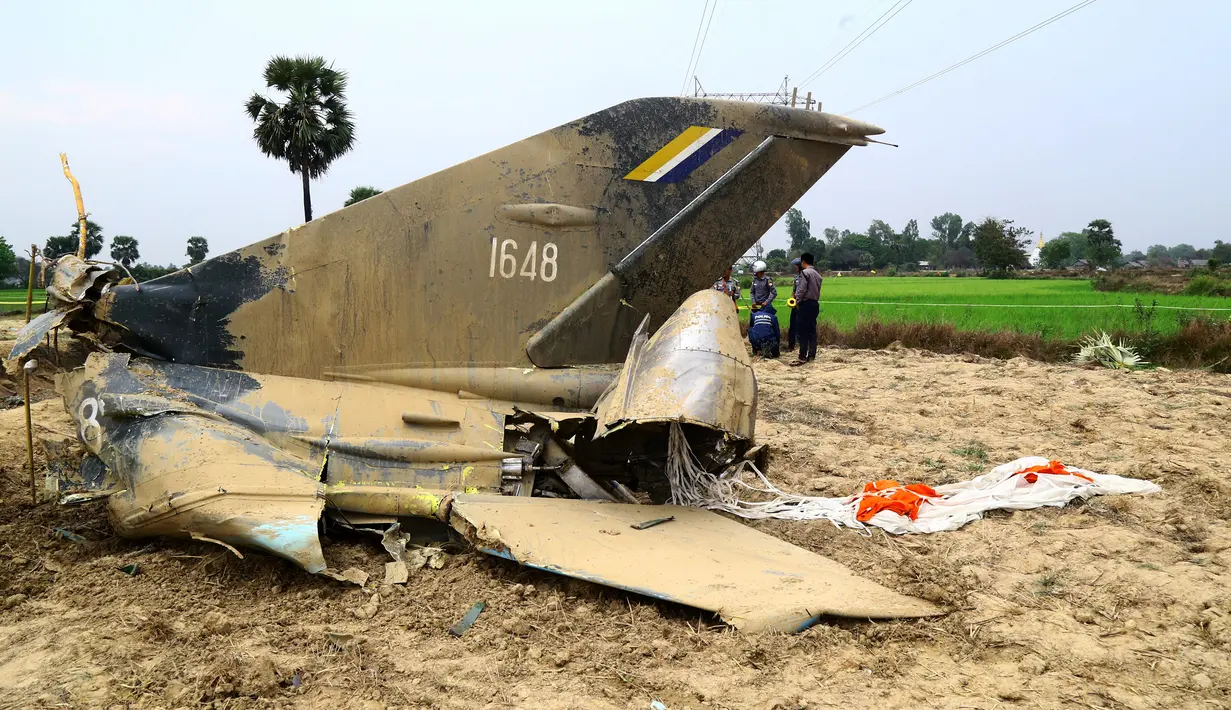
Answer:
1, 321, 1228, 710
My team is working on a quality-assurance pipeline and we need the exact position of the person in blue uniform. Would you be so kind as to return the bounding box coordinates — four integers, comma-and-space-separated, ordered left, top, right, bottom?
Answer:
748, 302, 781, 358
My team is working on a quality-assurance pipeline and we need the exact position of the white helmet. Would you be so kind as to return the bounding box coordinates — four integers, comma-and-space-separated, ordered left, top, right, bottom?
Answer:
752, 260, 767, 273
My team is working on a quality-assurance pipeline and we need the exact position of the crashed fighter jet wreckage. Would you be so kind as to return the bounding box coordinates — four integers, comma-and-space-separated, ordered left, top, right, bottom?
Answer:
12, 97, 941, 632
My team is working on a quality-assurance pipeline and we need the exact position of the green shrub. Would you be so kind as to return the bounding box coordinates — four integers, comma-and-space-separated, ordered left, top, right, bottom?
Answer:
1185, 275, 1231, 297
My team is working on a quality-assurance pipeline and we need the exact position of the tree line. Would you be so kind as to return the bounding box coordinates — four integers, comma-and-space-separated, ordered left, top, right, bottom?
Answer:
13, 224, 211, 283
765, 208, 1054, 275
766, 208, 1225, 274
1040, 235, 1231, 269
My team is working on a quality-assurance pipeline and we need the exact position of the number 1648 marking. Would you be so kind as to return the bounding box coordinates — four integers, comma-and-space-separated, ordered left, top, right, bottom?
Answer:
489, 239, 557, 282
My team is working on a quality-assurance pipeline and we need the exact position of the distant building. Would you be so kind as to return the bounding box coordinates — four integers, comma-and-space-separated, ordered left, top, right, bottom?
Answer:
1124, 260, 1147, 269
917, 260, 933, 271
1029, 233, 1044, 267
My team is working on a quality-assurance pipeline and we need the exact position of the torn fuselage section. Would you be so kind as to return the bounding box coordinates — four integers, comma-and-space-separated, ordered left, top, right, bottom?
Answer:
53, 288, 754, 572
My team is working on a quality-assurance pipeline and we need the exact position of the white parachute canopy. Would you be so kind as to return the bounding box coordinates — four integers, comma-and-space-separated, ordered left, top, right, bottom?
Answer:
667, 423, 1160, 535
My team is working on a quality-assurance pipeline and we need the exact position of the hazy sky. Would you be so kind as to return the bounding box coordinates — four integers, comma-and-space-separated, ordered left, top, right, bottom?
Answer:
2, 0, 1228, 265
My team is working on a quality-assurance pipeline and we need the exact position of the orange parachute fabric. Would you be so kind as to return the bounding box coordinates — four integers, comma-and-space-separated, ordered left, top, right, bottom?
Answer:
855, 480, 940, 522
855, 461, 1093, 523
1018, 460, 1093, 484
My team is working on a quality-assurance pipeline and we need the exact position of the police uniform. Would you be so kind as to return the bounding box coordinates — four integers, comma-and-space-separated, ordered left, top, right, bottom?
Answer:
749, 275, 777, 310
793, 265, 823, 362
786, 258, 801, 351
712, 277, 740, 304
748, 303, 781, 358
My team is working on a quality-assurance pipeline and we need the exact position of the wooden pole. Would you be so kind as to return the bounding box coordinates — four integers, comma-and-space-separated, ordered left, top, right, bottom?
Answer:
23, 248, 37, 505
24, 363, 35, 506
60, 154, 88, 259
25, 246, 36, 323
790, 87, 798, 107
805, 91, 813, 110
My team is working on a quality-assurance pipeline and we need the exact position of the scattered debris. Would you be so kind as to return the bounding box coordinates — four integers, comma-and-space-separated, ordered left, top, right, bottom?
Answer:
53, 527, 87, 544
384, 561, 409, 585
449, 601, 487, 637
3, 594, 27, 609
324, 568, 369, 587
324, 632, 358, 650
117, 563, 140, 576
630, 516, 675, 530
380, 523, 409, 563
352, 593, 381, 620
651, 702, 668, 710
407, 545, 448, 571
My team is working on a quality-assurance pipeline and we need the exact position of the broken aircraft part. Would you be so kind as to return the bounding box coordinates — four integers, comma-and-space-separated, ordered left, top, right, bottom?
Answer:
39, 98, 883, 375
17, 96, 930, 631
448, 496, 940, 632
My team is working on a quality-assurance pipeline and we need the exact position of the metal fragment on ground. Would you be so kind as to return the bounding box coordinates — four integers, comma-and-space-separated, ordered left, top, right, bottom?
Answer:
449, 495, 942, 633
448, 601, 487, 637
630, 516, 675, 530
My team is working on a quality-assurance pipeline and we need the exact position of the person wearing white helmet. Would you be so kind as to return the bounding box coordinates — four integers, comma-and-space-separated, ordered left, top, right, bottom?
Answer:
748, 260, 777, 312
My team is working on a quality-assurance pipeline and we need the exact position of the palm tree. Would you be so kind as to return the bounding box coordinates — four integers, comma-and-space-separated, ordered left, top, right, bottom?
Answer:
344, 186, 382, 207
186, 236, 209, 265
245, 56, 356, 222
110, 235, 140, 268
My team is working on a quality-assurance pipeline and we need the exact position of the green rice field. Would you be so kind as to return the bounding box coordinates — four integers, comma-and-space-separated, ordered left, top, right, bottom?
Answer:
741, 276, 1231, 340
0, 289, 46, 312
5, 280, 1230, 341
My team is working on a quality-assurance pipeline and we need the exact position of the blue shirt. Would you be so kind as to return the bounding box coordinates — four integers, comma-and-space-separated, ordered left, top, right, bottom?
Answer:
748, 303, 780, 346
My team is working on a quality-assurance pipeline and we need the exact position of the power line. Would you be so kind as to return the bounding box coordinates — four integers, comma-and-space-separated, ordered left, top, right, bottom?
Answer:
690, 0, 720, 87
844, 0, 1101, 115
679, 0, 711, 95
799, 0, 916, 89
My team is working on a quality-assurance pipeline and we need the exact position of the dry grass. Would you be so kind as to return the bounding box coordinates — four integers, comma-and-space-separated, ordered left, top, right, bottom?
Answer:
759, 400, 867, 435
742, 316, 1231, 372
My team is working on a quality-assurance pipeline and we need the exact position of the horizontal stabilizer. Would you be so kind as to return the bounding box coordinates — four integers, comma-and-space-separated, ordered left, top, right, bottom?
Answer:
449, 494, 941, 633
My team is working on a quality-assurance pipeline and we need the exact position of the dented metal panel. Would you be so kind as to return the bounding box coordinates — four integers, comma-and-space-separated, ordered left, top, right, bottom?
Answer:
595, 289, 756, 441
449, 495, 942, 631
7, 307, 80, 365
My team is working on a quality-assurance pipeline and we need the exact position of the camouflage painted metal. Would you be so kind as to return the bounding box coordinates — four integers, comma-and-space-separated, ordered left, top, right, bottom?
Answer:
78, 98, 882, 375
12, 97, 933, 631
595, 289, 755, 442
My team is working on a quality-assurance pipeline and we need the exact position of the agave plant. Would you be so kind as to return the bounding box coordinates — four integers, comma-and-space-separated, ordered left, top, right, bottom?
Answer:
1073, 331, 1145, 370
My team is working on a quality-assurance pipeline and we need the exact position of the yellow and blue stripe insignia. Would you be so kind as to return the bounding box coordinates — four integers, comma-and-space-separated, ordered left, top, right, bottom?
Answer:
624, 126, 743, 183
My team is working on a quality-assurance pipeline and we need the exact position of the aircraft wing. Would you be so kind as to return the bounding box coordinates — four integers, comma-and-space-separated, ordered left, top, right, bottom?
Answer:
449, 495, 941, 632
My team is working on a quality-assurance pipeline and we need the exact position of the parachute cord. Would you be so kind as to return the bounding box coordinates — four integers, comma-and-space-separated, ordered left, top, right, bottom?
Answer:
665, 422, 868, 532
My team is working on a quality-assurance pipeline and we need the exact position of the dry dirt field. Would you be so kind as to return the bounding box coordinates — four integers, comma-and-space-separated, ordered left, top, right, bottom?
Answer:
0, 324, 1228, 709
